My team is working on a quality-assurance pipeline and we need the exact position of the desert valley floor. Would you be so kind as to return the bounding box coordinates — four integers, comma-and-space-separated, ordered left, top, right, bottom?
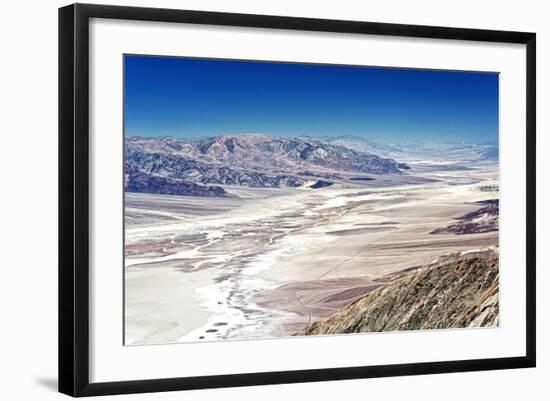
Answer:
124, 160, 499, 345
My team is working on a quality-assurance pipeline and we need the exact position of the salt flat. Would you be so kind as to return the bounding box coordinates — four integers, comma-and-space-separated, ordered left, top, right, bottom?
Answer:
124, 163, 499, 345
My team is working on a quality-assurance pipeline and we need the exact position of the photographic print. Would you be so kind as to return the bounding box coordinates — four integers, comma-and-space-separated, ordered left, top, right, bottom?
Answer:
123, 55, 499, 345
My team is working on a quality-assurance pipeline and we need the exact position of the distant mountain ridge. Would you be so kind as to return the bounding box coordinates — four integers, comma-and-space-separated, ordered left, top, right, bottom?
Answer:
317, 135, 499, 162
125, 134, 409, 193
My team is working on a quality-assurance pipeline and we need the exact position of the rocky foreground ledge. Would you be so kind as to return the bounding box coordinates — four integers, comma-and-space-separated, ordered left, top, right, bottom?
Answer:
299, 256, 499, 335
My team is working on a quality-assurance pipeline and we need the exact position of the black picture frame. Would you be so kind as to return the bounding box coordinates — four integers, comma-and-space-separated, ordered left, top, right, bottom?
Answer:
59, 3, 536, 397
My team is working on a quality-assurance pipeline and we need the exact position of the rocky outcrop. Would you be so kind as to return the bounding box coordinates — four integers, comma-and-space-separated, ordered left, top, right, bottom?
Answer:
300, 256, 499, 335
309, 180, 334, 189
431, 199, 499, 235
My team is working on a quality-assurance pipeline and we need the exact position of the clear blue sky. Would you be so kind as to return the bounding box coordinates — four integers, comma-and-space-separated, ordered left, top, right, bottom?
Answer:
124, 55, 499, 143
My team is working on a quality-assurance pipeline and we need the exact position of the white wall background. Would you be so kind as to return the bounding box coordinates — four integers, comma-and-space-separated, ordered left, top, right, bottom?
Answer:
0, 0, 546, 399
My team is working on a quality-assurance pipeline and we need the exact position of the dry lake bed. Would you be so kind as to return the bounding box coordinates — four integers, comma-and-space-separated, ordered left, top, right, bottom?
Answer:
124, 163, 499, 345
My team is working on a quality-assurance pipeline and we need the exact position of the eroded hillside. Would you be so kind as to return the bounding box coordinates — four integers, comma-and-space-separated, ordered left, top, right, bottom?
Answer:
300, 256, 499, 335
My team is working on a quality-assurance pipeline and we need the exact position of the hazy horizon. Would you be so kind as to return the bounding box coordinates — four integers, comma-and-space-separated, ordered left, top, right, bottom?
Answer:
124, 55, 499, 144
126, 132, 498, 146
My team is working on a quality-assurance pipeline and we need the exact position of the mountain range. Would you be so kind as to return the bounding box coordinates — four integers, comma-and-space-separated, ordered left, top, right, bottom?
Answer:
125, 134, 409, 195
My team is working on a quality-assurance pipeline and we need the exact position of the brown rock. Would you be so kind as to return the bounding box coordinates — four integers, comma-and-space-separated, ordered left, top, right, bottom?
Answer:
300, 256, 499, 335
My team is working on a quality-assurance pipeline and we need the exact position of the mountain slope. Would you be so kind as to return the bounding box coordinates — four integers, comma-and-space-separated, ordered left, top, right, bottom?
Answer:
125, 134, 408, 189
431, 199, 499, 235
300, 256, 498, 335
124, 167, 226, 197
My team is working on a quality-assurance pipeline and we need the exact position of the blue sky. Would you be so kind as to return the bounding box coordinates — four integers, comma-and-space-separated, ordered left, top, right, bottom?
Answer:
124, 55, 499, 143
